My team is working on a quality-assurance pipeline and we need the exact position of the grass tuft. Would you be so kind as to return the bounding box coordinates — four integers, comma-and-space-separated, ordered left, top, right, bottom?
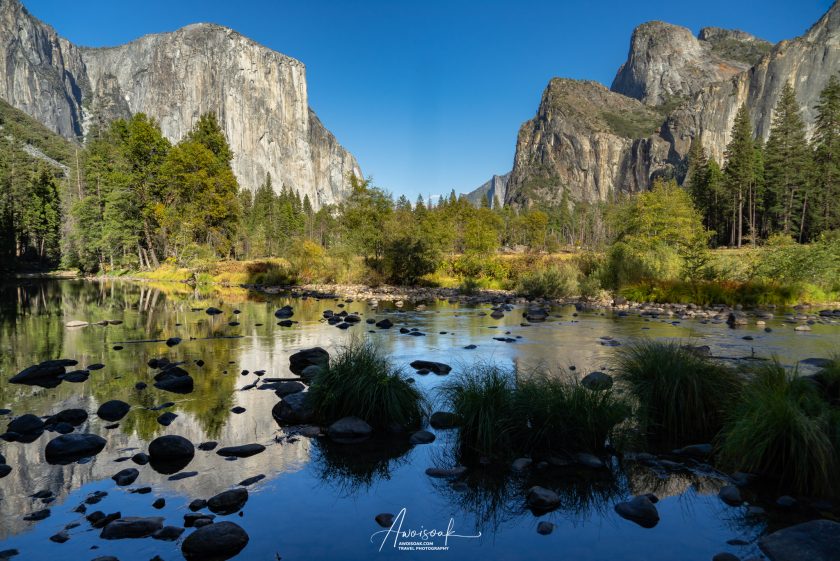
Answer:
307, 339, 426, 431
615, 340, 741, 446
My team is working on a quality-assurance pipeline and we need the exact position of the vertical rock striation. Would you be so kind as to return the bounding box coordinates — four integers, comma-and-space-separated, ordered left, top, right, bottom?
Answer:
0, 0, 360, 206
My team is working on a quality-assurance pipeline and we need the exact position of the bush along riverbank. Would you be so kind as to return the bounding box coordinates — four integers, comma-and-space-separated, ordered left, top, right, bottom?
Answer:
268, 339, 840, 553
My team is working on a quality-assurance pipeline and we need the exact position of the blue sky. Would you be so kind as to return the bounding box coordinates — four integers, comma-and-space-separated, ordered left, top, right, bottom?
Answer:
25, 0, 833, 199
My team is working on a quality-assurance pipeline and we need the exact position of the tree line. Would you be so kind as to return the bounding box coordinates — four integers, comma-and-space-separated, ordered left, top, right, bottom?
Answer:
684, 77, 840, 247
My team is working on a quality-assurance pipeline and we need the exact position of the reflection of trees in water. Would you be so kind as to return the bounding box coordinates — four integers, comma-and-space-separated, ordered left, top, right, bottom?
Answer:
312, 435, 412, 496
429, 447, 628, 534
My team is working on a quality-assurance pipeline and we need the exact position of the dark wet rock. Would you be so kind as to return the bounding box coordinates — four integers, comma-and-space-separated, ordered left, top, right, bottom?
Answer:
0, 465, 11, 478
274, 305, 294, 318
776, 495, 797, 508
523, 308, 549, 322
45, 433, 107, 465
494, 337, 516, 343
188, 499, 208, 512
148, 401, 176, 411
327, 417, 373, 443
111, 468, 139, 486
239, 474, 265, 486
299, 364, 323, 383
104, 422, 120, 430
409, 430, 435, 445
217, 444, 266, 458
148, 435, 194, 474
425, 466, 468, 478
718, 485, 743, 506
575, 452, 604, 469
277, 319, 295, 327
272, 393, 314, 424
230, 406, 246, 414
62, 369, 89, 383
169, 471, 198, 481
135, 382, 147, 390
712, 554, 739, 561
154, 372, 194, 394
727, 312, 749, 327
10, 360, 73, 388
165, 337, 182, 347
429, 411, 460, 429
50, 422, 74, 434
289, 347, 329, 375
408, 331, 425, 336
7, 414, 45, 439
206, 307, 223, 315
758, 519, 840, 561
157, 412, 178, 426
615, 495, 660, 528
512, 458, 532, 472
128, 486, 152, 494
100, 516, 164, 539
132, 452, 149, 465
153, 525, 184, 541
375, 513, 395, 527
85, 491, 109, 505
375, 318, 394, 329
526, 486, 561, 511
47, 408, 88, 427
581, 371, 613, 391
198, 441, 218, 451
536, 521, 554, 535
409, 360, 451, 374
152, 498, 165, 509
23, 509, 50, 521
207, 488, 249, 515
463, 344, 477, 350
97, 400, 131, 422
49, 530, 69, 543
399, 327, 410, 334
0, 549, 20, 560
274, 381, 306, 397
181, 521, 249, 561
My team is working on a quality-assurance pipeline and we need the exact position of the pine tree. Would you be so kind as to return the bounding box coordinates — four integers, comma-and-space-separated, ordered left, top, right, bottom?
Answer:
764, 82, 812, 241
812, 75, 840, 234
684, 137, 711, 229
723, 104, 755, 247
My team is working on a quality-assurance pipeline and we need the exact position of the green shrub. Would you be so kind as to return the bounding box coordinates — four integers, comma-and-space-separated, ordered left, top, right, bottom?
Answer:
440, 364, 520, 461
515, 372, 630, 455
616, 340, 742, 446
459, 277, 481, 295
718, 362, 838, 496
308, 339, 426, 431
382, 234, 439, 285
516, 263, 579, 299
605, 239, 682, 289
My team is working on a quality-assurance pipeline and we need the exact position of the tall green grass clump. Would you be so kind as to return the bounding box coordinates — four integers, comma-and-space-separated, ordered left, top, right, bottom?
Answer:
515, 373, 631, 455
308, 340, 426, 431
616, 340, 741, 446
516, 263, 579, 299
440, 364, 520, 461
718, 361, 839, 496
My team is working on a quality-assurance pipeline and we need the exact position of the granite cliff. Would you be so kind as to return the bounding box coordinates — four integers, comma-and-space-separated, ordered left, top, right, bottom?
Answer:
0, 0, 360, 207
505, 3, 839, 208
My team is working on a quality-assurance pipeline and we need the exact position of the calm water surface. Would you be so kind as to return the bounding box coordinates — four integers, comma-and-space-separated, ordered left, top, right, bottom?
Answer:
0, 280, 837, 561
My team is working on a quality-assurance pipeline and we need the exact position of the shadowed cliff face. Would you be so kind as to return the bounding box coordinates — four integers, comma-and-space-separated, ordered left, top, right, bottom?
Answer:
0, 0, 361, 207
506, 4, 839, 208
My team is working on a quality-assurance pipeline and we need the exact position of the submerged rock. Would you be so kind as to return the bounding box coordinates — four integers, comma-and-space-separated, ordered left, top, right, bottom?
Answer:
207, 488, 249, 515
96, 400, 131, 422
216, 444, 266, 458
274, 381, 306, 397
45, 433, 107, 465
111, 468, 139, 486
526, 486, 561, 511
148, 435, 195, 474
580, 371, 613, 390
536, 521, 554, 535
375, 513, 395, 527
327, 417, 373, 443
429, 411, 460, 429
181, 521, 249, 561
10, 360, 75, 388
100, 516, 164, 539
758, 519, 840, 561
718, 485, 743, 506
614, 495, 660, 528
409, 430, 435, 445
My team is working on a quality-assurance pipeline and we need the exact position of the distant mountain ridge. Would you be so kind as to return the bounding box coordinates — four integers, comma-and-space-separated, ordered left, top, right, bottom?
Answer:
0, 0, 361, 207
463, 172, 510, 207
505, 3, 840, 208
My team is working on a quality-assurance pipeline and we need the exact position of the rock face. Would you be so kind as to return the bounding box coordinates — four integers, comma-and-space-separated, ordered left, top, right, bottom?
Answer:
758, 519, 840, 561
611, 21, 769, 106
464, 172, 511, 208
505, 79, 669, 206
505, 4, 839, 208
0, 0, 360, 207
